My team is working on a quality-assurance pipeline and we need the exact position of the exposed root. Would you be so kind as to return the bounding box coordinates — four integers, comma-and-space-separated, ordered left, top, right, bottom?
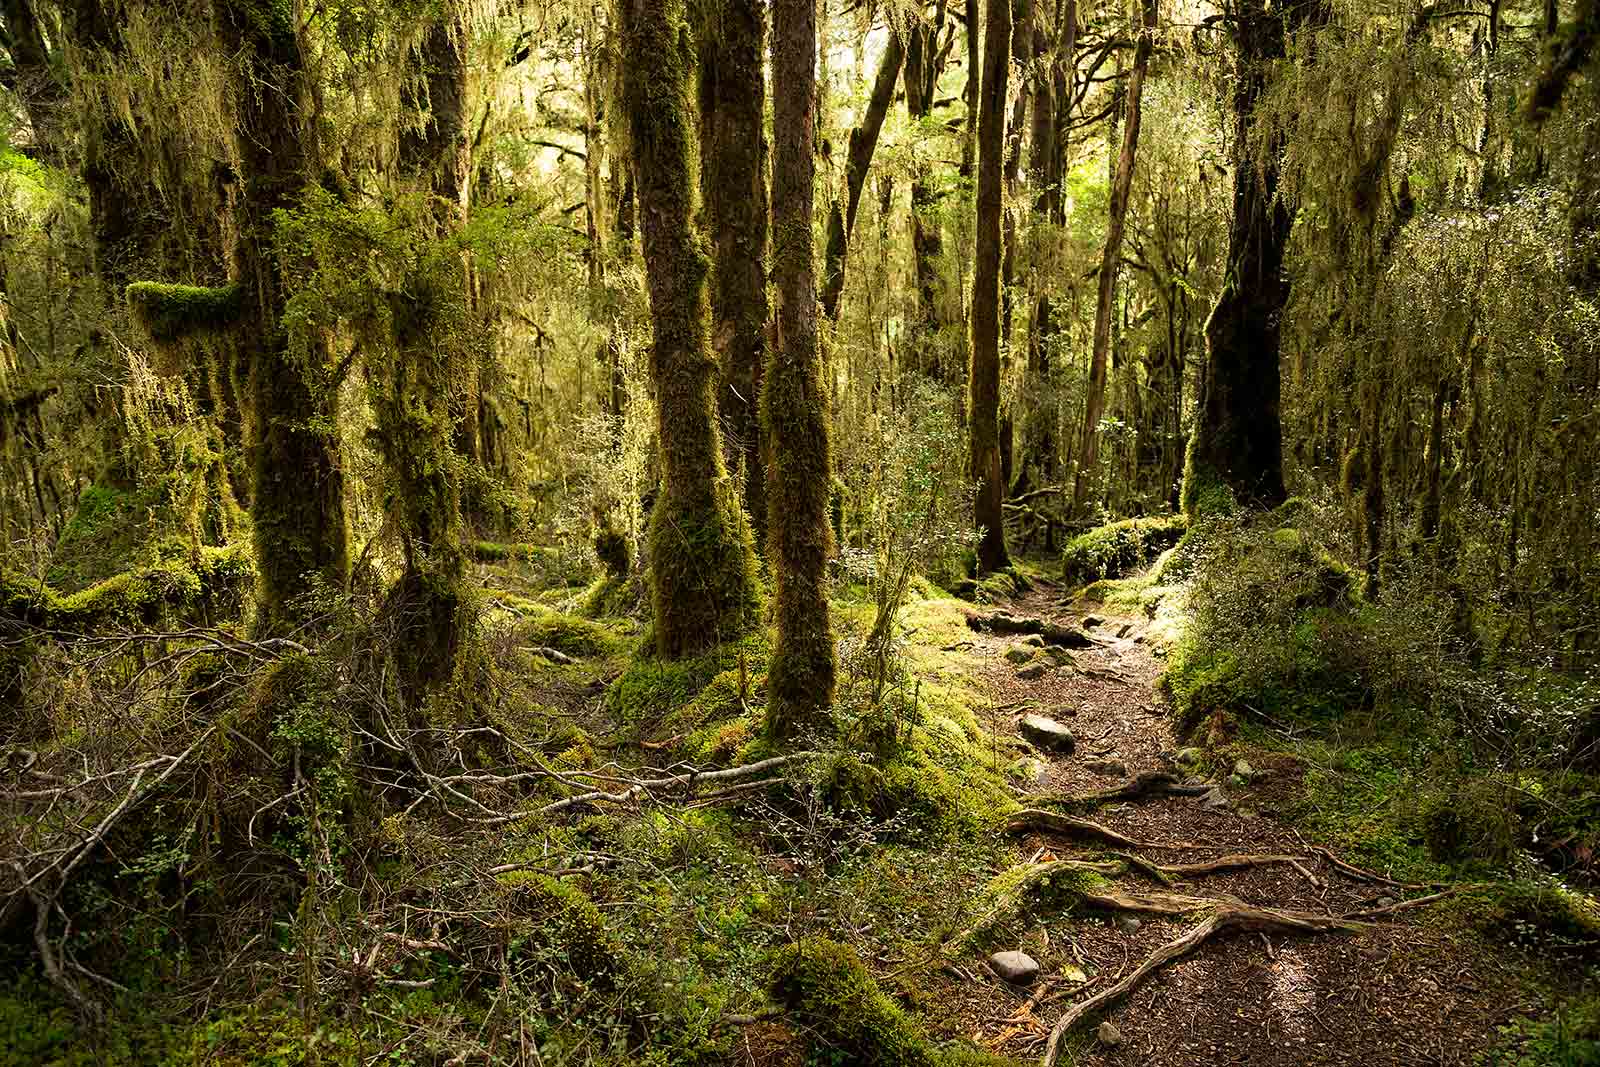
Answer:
1340, 887, 1474, 920
1006, 809, 1148, 849
966, 610, 1092, 648
1152, 853, 1314, 880
1311, 845, 1447, 890
1080, 886, 1224, 916
1039, 771, 1213, 809
1040, 905, 1362, 1066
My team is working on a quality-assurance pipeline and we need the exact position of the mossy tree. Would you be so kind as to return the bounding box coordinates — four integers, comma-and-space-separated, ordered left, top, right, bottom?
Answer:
765, 0, 836, 735
696, 0, 770, 547
969, 0, 1011, 574
376, 2, 476, 700
902, 0, 951, 374
214, 0, 349, 634
621, 0, 760, 658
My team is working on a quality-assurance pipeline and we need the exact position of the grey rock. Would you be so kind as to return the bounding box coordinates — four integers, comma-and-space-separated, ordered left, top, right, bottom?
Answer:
1003, 645, 1035, 665
1008, 757, 1050, 786
1016, 662, 1049, 680
1174, 747, 1204, 767
1199, 786, 1230, 809
1115, 915, 1142, 935
1233, 758, 1255, 781
989, 950, 1040, 984
1086, 758, 1128, 777
1097, 1021, 1124, 1047
1377, 895, 1398, 908
1181, 775, 1209, 788
1020, 714, 1076, 753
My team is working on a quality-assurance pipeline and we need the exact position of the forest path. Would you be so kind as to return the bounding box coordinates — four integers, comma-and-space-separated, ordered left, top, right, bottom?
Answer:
944, 578, 1531, 1067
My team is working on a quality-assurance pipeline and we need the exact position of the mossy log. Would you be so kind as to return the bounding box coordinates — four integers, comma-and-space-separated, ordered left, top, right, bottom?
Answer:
2, 545, 253, 632
125, 282, 245, 342
965, 610, 1091, 648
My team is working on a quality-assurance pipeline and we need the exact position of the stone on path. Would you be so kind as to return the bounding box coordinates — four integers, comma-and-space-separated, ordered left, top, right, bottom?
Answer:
1020, 714, 1076, 753
1083, 614, 1104, 628
1004, 644, 1034, 665
989, 950, 1039, 984
1199, 785, 1230, 809
1016, 662, 1049, 680
1115, 914, 1142, 935
1097, 1020, 1124, 1047
1085, 758, 1128, 777
1008, 757, 1049, 786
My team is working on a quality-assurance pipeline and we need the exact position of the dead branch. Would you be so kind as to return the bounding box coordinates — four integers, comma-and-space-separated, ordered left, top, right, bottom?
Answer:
1041, 905, 1361, 1066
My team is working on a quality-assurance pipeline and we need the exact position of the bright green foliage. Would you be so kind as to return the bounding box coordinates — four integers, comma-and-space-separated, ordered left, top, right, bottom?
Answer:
497, 872, 626, 989
125, 283, 243, 341
1061, 514, 1187, 584
768, 938, 1014, 1067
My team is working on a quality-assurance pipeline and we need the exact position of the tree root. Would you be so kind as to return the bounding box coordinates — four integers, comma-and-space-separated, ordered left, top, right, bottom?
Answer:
1041, 905, 1361, 1066
1039, 771, 1213, 809
966, 611, 1092, 648
1006, 809, 1148, 848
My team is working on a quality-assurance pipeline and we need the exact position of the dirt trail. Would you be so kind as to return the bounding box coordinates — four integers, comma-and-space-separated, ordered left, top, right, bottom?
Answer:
945, 582, 1534, 1067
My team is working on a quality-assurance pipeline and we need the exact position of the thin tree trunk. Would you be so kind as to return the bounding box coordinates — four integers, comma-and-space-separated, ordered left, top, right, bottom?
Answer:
905, 1, 950, 372
1071, 0, 1154, 517
970, 0, 1011, 574
766, 0, 837, 734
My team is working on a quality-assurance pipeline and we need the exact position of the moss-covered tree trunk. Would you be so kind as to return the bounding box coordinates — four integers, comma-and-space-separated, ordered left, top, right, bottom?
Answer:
1182, 1, 1302, 516
697, 0, 770, 548
1071, 0, 1153, 517
765, 0, 837, 734
622, 0, 759, 658
3, 0, 67, 164
379, 7, 474, 700
904, 4, 950, 377
214, 0, 349, 634
969, 0, 1010, 574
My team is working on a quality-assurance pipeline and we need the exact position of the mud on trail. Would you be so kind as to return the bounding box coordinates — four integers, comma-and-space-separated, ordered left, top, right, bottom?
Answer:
928, 581, 1551, 1067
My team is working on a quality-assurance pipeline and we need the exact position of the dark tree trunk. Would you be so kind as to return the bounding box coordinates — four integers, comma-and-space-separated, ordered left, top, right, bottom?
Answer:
380, 7, 473, 700
622, 0, 759, 658
821, 30, 904, 321
698, 0, 770, 545
1182, 1, 1317, 515
904, 2, 950, 371
765, 0, 837, 734
214, 0, 349, 634
1072, 0, 1154, 517
970, 0, 1011, 574
2, 0, 66, 163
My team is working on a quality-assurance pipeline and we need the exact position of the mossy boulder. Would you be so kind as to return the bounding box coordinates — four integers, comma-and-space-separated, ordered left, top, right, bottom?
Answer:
1062, 515, 1187, 585
768, 938, 1013, 1066
497, 872, 627, 988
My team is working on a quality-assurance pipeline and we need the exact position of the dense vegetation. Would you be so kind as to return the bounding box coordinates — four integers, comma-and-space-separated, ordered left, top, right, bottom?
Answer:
1, 0, 1597, 1063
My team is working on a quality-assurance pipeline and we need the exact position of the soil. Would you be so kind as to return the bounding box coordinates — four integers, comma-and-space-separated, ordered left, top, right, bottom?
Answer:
924, 581, 1552, 1067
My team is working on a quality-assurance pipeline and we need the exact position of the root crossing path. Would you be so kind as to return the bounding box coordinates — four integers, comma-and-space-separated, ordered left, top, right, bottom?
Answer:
952, 583, 1530, 1067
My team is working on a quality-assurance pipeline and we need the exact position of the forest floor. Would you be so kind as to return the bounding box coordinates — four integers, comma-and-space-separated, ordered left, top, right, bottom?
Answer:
887, 576, 1587, 1067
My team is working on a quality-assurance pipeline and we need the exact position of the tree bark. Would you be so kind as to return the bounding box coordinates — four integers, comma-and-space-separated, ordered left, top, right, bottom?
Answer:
622, 0, 759, 658
970, 0, 1011, 574
765, 0, 837, 734
905, 1, 951, 372
698, 0, 771, 544
1182, 1, 1319, 515
821, 29, 904, 321
214, 0, 350, 634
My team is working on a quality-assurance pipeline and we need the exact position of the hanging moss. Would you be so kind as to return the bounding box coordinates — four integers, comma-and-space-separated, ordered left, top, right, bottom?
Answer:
125, 282, 244, 342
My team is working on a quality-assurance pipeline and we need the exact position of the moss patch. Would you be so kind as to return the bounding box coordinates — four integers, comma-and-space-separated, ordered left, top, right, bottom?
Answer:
1061, 514, 1187, 585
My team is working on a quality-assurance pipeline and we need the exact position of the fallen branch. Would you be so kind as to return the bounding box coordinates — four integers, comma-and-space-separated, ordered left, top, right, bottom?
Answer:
1006, 810, 1148, 849
1340, 887, 1471, 920
1041, 905, 1361, 1066
1311, 846, 1447, 890
966, 611, 1092, 649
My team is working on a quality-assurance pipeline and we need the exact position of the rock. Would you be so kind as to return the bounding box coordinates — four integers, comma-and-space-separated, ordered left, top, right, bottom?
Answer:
1377, 895, 1398, 908
1008, 757, 1050, 786
1227, 773, 1248, 788
1115, 915, 1142, 935
1020, 714, 1076, 753
1199, 786, 1230, 809
1021, 634, 1046, 647
1016, 662, 1049, 680
989, 950, 1039, 984
1233, 758, 1255, 781
1181, 775, 1209, 788
1174, 746, 1203, 767
1003, 645, 1035, 665
1097, 1021, 1123, 1047
1083, 614, 1104, 628
1086, 758, 1128, 777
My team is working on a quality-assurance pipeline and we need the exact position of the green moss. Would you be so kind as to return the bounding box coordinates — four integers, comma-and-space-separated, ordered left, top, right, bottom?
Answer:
514, 602, 628, 657
1460, 881, 1600, 951
1061, 514, 1187, 585
609, 628, 770, 725
950, 861, 1114, 952
125, 282, 244, 342
3, 544, 254, 633
1179, 448, 1236, 519
768, 938, 1013, 1066
497, 872, 627, 988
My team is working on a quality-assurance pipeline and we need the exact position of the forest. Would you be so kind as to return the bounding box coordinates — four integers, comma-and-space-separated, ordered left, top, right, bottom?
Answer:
1, 0, 1598, 1062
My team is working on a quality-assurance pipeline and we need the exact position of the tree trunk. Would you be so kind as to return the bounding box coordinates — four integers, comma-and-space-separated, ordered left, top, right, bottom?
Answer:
765, 0, 837, 735
214, 0, 350, 634
821, 30, 904, 321
904, 2, 950, 371
1182, 1, 1313, 515
622, 0, 759, 658
381, 7, 473, 700
1071, 0, 1154, 517
2, 0, 67, 163
970, 0, 1011, 574
699, 0, 771, 545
